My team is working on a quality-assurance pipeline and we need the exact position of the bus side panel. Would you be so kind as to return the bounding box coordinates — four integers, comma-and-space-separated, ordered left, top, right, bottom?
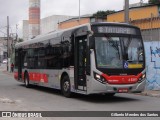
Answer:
40, 69, 60, 89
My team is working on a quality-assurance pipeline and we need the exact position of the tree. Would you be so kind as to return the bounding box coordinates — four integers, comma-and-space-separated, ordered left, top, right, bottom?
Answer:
148, 0, 160, 4
17, 38, 23, 43
93, 10, 115, 19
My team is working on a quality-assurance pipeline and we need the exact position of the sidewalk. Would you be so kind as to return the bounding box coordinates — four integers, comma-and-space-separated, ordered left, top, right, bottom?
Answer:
140, 90, 160, 97
1, 70, 160, 98
2, 70, 14, 76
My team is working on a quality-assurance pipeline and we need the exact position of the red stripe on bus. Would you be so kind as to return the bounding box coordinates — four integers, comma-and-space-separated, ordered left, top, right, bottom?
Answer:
14, 72, 48, 83
101, 73, 142, 84
29, 72, 48, 83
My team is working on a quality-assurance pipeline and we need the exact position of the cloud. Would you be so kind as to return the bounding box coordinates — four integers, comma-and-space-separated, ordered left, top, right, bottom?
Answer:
0, 0, 148, 37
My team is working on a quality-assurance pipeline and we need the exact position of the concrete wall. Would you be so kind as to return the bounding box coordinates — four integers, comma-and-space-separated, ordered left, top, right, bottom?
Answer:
107, 5, 158, 22
58, 18, 90, 30
144, 41, 160, 90
58, 17, 105, 30
142, 28, 160, 41
23, 15, 74, 40
41, 15, 74, 34
131, 17, 160, 30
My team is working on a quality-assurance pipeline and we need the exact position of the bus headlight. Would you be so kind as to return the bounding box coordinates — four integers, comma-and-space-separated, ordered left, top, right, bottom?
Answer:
138, 73, 146, 83
93, 72, 106, 84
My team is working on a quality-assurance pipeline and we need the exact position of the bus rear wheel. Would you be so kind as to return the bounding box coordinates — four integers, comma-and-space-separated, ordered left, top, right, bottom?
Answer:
24, 73, 30, 88
61, 76, 72, 98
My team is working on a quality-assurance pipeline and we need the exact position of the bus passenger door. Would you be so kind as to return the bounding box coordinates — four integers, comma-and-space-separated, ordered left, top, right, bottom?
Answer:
74, 36, 87, 91
18, 49, 23, 80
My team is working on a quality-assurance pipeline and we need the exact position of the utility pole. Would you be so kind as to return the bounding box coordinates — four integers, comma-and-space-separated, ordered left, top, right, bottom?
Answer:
7, 16, 9, 71
124, 0, 129, 23
16, 24, 18, 43
151, 13, 153, 41
79, 0, 81, 24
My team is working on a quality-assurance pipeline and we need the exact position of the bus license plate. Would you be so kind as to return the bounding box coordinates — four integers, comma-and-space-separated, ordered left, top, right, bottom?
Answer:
118, 88, 128, 93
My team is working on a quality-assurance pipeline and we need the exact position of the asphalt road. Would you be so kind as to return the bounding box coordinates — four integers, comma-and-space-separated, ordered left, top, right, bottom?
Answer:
0, 68, 160, 120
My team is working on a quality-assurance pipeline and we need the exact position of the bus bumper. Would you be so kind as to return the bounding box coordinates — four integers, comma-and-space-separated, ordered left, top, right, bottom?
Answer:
87, 78, 146, 94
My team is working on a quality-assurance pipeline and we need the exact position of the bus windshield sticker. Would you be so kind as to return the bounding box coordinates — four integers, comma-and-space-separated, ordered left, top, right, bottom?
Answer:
124, 61, 128, 69
128, 63, 143, 68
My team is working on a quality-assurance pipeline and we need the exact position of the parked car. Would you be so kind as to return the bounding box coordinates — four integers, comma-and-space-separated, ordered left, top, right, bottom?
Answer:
2, 59, 7, 64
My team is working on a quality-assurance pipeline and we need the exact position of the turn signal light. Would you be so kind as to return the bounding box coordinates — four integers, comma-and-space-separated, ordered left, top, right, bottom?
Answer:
93, 72, 106, 84
138, 73, 146, 83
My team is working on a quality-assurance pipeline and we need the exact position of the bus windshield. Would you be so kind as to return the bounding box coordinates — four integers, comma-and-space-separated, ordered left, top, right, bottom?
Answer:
95, 36, 144, 69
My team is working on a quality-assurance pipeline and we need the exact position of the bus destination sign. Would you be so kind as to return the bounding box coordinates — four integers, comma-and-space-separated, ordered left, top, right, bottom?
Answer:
97, 26, 138, 35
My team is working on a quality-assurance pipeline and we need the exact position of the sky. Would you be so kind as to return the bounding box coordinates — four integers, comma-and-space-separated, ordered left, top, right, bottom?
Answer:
0, 0, 148, 38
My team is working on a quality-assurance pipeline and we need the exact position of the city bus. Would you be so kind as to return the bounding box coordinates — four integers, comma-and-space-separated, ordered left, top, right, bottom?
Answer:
14, 22, 146, 97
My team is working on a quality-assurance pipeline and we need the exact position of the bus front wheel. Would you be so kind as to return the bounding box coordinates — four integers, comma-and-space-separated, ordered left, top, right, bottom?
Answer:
61, 76, 72, 98
105, 93, 115, 97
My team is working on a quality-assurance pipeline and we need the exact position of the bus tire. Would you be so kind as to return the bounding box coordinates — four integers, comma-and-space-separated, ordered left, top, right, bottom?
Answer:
105, 93, 115, 97
61, 75, 72, 98
24, 73, 30, 88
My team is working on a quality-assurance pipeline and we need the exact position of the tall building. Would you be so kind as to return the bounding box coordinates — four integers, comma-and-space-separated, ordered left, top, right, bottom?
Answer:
23, 15, 74, 41
29, 0, 40, 38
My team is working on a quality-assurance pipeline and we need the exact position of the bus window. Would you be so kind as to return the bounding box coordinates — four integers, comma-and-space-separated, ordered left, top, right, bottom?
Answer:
95, 37, 123, 68
123, 37, 144, 68
22, 50, 27, 68
38, 48, 46, 69
27, 49, 35, 69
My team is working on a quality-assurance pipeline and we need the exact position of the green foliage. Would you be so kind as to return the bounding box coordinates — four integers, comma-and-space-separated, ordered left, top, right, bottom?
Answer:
93, 10, 115, 19
17, 38, 23, 43
148, 0, 160, 4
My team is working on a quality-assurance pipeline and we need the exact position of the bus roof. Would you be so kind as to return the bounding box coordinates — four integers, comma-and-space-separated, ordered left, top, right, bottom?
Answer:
15, 23, 91, 48
15, 22, 139, 48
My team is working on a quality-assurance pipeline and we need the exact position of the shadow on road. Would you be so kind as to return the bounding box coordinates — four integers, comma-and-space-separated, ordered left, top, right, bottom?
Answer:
73, 94, 140, 103
18, 84, 140, 103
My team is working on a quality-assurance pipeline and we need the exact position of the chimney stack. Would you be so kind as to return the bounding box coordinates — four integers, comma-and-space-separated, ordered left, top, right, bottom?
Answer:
29, 0, 40, 39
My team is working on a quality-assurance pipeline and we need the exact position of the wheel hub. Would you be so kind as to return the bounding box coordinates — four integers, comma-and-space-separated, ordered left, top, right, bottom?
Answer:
63, 81, 69, 91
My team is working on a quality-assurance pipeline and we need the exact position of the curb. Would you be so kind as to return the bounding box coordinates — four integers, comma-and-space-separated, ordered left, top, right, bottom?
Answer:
2, 71, 14, 76
136, 91, 160, 98
142, 92, 160, 97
